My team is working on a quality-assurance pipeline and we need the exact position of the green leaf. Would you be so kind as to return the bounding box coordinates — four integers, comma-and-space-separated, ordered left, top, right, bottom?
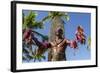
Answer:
32, 30, 49, 40
23, 11, 38, 28
42, 16, 51, 22
23, 48, 29, 54
87, 36, 91, 50
64, 15, 70, 21
32, 21, 43, 29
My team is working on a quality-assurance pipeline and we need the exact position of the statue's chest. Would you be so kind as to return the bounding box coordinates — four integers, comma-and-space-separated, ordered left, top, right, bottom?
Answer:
52, 39, 66, 52
53, 39, 65, 47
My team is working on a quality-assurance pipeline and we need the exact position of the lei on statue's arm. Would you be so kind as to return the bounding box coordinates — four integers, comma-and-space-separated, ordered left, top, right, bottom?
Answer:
23, 28, 51, 56
66, 25, 86, 55
31, 33, 51, 55
75, 25, 86, 44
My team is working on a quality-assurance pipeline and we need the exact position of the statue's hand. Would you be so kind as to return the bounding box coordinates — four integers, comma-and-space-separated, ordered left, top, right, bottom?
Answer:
70, 40, 78, 49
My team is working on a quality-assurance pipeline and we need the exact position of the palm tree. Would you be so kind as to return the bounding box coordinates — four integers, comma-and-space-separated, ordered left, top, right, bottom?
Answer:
42, 12, 69, 41
42, 11, 69, 61
23, 11, 43, 29
22, 11, 48, 62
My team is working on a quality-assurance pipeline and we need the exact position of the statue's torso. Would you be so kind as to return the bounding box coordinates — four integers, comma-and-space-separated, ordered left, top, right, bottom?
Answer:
50, 39, 67, 61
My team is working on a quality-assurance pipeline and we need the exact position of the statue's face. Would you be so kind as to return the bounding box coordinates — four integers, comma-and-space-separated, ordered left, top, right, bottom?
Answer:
55, 28, 63, 37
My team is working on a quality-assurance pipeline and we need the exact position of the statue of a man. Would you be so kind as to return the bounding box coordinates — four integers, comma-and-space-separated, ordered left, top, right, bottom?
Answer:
31, 28, 78, 61
23, 26, 86, 61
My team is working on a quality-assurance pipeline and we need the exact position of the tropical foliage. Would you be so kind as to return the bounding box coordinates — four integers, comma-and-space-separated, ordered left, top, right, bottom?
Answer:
23, 11, 43, 29
22, 11, 48, 62
87, 36, 91, 50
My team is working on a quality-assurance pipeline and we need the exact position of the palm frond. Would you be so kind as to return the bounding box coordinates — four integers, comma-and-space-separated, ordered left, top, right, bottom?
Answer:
49, 12, 65, 17
63, 15, 70, 21
32, 30, 48, 41
22, 12, 25, 25
23, 11, 38, 28
23, 48, 30, 54
42, 15, 51, 22
31, 21, 43, 29
22, 55, 28, 61
32, 48, 46, 62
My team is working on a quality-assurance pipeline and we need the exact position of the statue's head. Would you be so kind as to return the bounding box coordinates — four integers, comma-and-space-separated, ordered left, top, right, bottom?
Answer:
55, 27, 63, 37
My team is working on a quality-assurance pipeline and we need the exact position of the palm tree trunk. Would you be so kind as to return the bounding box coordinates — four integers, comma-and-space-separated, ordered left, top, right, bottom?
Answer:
49, 16, 65, 42
48, 16, 65, 61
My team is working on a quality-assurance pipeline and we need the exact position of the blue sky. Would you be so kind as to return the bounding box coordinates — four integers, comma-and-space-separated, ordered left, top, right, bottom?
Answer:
23, 10, 91, 62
